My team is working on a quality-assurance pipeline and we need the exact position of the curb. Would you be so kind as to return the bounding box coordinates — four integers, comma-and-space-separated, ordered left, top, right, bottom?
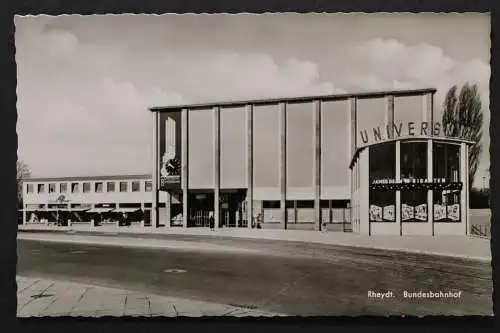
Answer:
18, 228, 491, 262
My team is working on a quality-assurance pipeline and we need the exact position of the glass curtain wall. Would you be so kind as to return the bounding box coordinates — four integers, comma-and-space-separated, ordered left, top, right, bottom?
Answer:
433, 143, 461, 222
400, 142, 428, 222
369, 142, 396, 222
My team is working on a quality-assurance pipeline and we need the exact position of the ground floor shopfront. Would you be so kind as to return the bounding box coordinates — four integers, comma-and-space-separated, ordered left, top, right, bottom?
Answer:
156, 189, 351, 231
21, 203, 152, 227
351, 138, 471, 235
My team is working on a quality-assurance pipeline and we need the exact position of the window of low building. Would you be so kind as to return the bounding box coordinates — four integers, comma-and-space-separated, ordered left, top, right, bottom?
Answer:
48, 183, 56, 193
262, 201, 280, 209
71, 183, 79, 193
83, 182, 91, 193
145, 181, 152, 192
37, 184, 45, 193
95, 182, 103, 193
132, 181, 140, 192
60, 183, 67, 193
120, 181, 128, 192
107, 182, 115, 192
26, 184, 34, 194
296, 200, 314, 208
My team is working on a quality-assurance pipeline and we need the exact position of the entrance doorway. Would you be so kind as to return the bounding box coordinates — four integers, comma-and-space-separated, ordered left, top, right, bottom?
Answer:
220, 189, 247, 228
188, 191, 214, 227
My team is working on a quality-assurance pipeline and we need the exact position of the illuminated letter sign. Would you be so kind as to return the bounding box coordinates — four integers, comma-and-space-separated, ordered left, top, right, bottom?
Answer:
358, 121, 468, 147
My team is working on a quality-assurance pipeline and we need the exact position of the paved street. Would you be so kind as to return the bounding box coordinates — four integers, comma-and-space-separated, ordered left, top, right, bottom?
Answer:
17, 235, 493, 316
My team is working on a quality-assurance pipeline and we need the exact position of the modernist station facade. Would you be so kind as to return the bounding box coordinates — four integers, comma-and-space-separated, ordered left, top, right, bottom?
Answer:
20, 88, 472, 236
149, 88, 473, 236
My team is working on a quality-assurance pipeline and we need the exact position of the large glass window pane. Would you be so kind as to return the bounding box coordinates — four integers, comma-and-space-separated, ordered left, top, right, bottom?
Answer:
401, 141, 427, 180
401, 190, 428, 222
433, 189, 461, 222
369, 142, 396, 182
369, 143, 396, 222
369, 191, 396, 222
433, 143, 460, 182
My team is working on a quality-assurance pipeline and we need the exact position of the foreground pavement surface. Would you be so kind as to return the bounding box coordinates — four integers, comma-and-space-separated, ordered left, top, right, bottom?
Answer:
19, 224, 491, 261
17, 234, 493, 316
17, 276, 282, 317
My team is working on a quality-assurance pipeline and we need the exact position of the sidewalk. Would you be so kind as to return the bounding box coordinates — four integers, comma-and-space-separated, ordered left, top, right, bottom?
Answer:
18, 223, 491, 262
17, 276, 282, 317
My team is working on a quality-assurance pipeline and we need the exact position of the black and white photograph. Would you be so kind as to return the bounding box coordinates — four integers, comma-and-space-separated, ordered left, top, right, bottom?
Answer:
15, 13, 491, 317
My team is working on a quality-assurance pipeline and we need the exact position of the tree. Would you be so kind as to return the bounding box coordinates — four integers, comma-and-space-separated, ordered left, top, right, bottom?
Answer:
17, 160, 31, 205
442, 83, 484, 188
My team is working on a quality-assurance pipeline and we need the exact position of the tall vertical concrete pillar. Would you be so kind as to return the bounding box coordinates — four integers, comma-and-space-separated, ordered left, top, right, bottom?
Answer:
214, 107, 220, 228
151, 111, 159, 229
90, 203, 96, 228
140, 202, 145, 227
22, 203, 27, 226
359, 149, 370, 235
165, 192, 171, 228
181, 108, 189, 228
427, 139, 434, 236
246, 104, 254, 229
313, 100, 322, 231
395, 141, 401, 235
279, 102, 287, 230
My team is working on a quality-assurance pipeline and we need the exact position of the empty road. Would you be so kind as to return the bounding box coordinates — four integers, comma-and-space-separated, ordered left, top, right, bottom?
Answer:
17, 234, 493, 316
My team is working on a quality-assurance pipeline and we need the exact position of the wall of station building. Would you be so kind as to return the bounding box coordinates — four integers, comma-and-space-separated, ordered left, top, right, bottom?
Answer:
350, 140, 469, 236
153, 89, 470, 235
350, 91, 470, 236
156, 97, 354, 229
168, 100, 352, 197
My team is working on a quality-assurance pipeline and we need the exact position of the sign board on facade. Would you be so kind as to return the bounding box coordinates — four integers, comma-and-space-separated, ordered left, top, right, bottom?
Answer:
48, 195, 70, 204
358, 121, 470, 147
159, 112, 182, 190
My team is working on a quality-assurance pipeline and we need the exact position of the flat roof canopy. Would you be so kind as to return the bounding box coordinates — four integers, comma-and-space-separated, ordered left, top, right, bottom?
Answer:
149, 88, 437, 112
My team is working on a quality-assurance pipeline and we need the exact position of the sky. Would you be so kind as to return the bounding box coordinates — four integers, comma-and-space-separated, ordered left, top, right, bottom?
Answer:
15, 13, 491, 188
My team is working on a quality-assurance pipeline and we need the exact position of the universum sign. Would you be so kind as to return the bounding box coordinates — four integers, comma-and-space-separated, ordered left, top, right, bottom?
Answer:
359, 121, 466, 145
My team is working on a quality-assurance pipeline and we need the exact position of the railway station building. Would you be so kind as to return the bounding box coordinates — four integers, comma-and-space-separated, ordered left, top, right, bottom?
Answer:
149, 88, 473, 236
20, 88, 473, 236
